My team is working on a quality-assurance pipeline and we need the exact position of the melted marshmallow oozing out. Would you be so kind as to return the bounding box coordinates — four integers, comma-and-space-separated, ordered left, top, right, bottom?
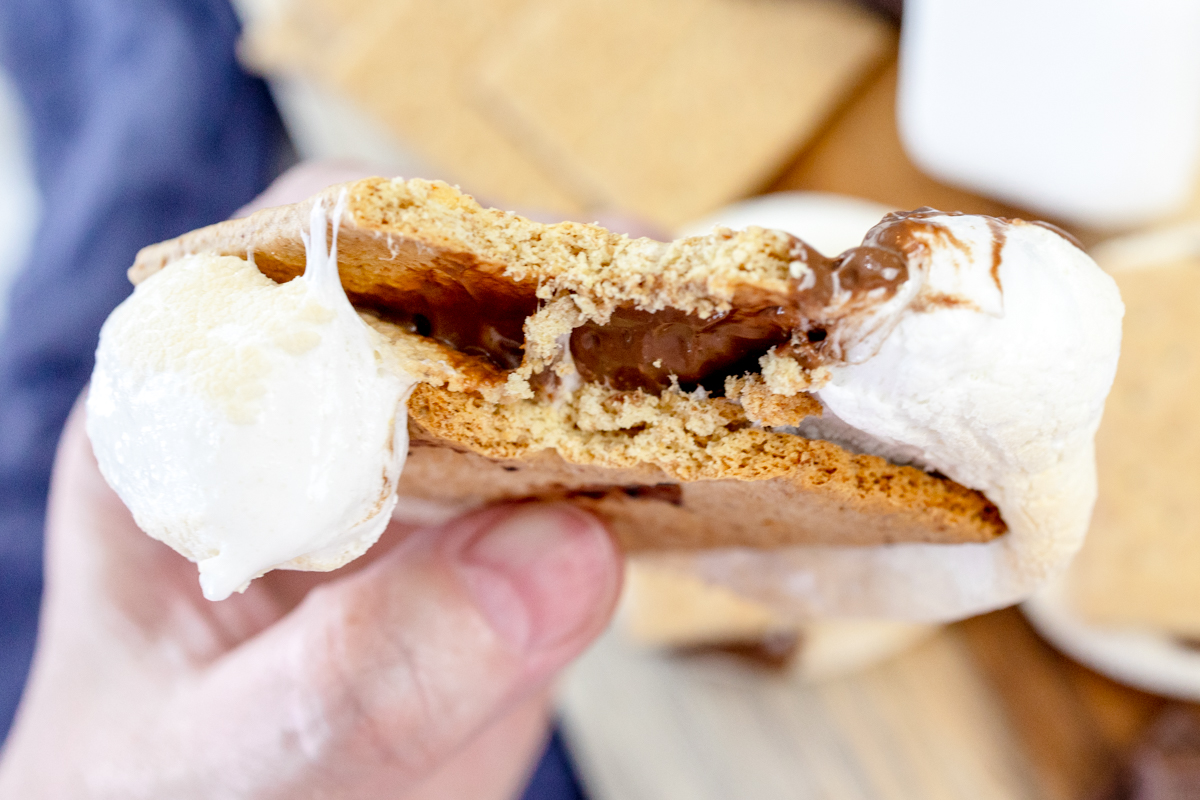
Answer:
667, 213, 1124, 622
87, 194, 417, 600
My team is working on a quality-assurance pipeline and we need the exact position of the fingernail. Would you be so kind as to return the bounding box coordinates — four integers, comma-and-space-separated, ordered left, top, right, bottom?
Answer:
459, 504, 616, 653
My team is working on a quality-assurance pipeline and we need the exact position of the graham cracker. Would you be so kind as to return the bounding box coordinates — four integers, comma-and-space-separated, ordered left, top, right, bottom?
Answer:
399, 382, 1004, 550
1066, 261, 1200, 636
477, 0, 892, 228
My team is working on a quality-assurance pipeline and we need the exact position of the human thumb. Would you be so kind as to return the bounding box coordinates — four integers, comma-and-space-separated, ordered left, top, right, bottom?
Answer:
189, 503, 621, 798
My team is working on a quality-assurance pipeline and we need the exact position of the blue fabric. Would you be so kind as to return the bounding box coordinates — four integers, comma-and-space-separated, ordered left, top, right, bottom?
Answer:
0, 2, 585, 797
524, 728, 589, 800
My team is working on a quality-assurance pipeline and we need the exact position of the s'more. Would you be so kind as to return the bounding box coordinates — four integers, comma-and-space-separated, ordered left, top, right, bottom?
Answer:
86, 178, 1123, 620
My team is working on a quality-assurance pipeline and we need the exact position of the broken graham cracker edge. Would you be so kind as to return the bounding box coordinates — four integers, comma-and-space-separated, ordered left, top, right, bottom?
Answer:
133, 176, 820, 322
130, 176, 1006, 551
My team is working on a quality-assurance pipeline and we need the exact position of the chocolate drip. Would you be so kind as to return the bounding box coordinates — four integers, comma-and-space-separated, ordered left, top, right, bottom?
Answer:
984, 218, 1007, 290
680, 631, 803, 670
513, 483, 685, 506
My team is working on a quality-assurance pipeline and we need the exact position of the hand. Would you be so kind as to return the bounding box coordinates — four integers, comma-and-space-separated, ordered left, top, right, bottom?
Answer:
0, 161, 627, 798
0, 402, 619, 800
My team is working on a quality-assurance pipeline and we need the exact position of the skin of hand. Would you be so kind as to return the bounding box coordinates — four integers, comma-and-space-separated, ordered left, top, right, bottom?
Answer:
0, 163, 626, 799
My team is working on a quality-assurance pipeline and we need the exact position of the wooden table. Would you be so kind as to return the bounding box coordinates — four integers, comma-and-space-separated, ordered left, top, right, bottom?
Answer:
559, 609, 1169, 800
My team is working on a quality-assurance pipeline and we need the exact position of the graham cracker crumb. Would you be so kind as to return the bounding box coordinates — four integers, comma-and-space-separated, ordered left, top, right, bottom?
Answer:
761, 348, 829, 396
727, 375, 822, 426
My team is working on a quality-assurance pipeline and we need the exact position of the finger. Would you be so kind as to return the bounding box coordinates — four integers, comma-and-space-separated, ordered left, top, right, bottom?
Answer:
44, 399, 199, 611
189, 503, 620, 798
402, 691, 554, 800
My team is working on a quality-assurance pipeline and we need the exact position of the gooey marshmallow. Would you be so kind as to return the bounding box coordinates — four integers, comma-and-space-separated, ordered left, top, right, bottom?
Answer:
87, 195, 417, 600
666, 208, 1125, 622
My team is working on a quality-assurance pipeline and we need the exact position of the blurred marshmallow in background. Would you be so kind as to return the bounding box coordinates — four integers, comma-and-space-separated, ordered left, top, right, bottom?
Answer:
898, 0, 1200, 229
0, 63, 40, 333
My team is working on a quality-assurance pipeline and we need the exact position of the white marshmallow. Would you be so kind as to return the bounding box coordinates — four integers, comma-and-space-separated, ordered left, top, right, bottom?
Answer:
87, 197, 416, 601
662, 205, 1124, 622
897, 0, 1200, 228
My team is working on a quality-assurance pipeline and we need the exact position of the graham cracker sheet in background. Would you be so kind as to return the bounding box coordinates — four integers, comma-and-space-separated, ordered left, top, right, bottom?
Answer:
1063, 258, 1200, 638
237, 0, 892, 226
237, 0, 585, 213
478, 0, 893, 228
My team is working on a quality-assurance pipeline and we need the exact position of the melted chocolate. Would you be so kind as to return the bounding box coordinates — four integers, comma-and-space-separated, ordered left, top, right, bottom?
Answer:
681, 631, 803, 670
357, 273, 537, 371
570, 230, 912, 392
570, 306, 800, 392
984, 217, 1007, 290
514, 483, 685, 506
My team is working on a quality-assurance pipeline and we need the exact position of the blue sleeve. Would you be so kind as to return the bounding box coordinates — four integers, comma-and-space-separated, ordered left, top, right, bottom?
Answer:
0, 0, 285, 738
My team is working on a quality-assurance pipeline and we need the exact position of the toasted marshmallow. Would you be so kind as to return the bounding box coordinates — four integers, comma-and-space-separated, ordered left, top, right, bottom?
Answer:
666, 203, 1124, 622
87, 196, 416, 600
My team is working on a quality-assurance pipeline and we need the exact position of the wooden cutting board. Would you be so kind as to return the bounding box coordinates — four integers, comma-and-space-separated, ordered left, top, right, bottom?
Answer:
557, 609, 1169, 800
